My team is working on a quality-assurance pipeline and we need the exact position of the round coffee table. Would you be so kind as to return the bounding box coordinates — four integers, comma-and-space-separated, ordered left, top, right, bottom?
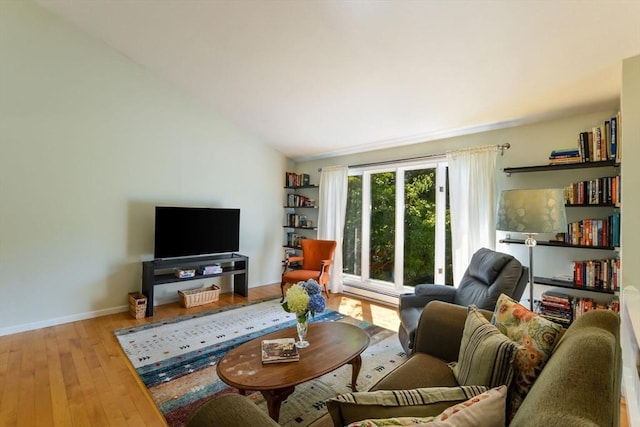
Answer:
216, 321, 370, 421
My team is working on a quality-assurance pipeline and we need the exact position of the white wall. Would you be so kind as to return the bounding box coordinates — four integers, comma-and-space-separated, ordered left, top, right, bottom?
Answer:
298, 109, 621, 305
0, 1, 287, 334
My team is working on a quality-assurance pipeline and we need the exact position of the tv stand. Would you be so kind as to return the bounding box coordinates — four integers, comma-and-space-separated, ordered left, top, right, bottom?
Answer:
141, 253, 249, 317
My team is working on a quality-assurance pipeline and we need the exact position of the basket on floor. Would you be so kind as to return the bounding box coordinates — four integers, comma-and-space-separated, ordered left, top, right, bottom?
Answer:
128, 292, 147, 319
178, 285, 220, 308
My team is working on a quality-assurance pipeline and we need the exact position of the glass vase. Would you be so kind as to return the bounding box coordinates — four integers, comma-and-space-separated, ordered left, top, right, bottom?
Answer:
295, 313, 310, 348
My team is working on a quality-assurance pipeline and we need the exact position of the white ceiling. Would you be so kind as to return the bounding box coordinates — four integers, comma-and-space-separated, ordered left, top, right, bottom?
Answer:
36, 0, 640, 161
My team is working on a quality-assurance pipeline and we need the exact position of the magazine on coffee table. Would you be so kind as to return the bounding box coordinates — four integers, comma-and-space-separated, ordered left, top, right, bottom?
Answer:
261, 338, 300, 364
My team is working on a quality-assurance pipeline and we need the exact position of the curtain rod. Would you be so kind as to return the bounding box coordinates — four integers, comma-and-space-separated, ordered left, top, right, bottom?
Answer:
318, 143, 510, 171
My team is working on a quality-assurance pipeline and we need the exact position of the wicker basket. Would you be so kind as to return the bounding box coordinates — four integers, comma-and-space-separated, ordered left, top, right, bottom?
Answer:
178, 285, 220, 308
128, 292, 147, 319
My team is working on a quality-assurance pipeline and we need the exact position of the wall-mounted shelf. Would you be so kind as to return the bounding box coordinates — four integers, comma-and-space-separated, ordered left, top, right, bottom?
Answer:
565, 203, 618, 208
284, 185, 319, 189
503, 160, 619, 174
534, 276, 616, 295
283, 226, 317, 231
499, 238, 616, 251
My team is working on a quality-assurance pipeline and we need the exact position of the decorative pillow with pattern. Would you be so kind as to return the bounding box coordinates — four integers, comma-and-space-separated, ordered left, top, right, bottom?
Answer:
345, 386, 507, 427
492, 293, 563, 420
452, 305, 522, 388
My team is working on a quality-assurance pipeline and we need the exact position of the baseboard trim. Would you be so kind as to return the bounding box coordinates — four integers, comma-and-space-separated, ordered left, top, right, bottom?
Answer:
0, 305, 129, 337
341, 285, 399, 306
0, 284, 239, 337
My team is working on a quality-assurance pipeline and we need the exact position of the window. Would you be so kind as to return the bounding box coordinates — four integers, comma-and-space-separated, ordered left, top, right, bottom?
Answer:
342, 161, 452, 296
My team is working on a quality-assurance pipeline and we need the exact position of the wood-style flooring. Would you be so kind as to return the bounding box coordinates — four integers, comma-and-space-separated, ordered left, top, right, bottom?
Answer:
0, 283, 629, 426
0, 284, 399, 426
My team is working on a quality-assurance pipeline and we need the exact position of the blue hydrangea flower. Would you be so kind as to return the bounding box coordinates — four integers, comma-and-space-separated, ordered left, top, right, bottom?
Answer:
300, 279, 322, 296
308, 293, 326, 315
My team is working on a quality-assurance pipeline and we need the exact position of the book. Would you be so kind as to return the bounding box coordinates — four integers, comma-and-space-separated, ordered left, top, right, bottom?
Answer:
579, 132, 590, 162
261, 338, 300, 364
548, 155, 582, 165
549, 148, 580, 157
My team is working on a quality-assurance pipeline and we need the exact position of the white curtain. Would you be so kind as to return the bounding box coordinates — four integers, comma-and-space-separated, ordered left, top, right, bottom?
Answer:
446, 146, 498, 285
318, 165, 348, 294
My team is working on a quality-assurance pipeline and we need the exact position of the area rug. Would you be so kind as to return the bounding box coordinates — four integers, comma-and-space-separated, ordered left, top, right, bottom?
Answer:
114, 298, 406, 427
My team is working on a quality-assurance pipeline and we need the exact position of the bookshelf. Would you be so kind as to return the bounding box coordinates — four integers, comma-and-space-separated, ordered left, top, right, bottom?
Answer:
284, 172, 318, 251
501, 159, 621, 296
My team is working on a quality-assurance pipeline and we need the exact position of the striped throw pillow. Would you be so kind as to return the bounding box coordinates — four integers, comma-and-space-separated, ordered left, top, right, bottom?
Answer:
332, 385, 489, 406
452, 305, 521, 388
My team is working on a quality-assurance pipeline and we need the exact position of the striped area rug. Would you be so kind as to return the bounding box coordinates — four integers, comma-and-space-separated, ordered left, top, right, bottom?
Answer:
114, 298, 407, 427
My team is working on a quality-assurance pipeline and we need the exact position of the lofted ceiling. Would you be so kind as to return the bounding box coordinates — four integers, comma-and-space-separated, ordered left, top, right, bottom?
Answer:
36, 0, 640, 160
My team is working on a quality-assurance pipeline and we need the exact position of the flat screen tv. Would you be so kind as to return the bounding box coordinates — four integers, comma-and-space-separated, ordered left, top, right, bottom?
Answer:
154, 206, 240, 259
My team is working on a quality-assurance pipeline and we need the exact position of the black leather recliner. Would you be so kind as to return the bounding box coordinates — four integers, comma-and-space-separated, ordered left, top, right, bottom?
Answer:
398, 247, 528, 355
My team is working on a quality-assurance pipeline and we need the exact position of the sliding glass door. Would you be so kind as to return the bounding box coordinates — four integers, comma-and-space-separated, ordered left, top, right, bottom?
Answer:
342, 161, 452, 296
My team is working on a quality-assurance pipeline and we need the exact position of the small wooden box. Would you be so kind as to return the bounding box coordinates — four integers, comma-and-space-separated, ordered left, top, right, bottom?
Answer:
178, 285, 220, 308
128, 292, 147, 319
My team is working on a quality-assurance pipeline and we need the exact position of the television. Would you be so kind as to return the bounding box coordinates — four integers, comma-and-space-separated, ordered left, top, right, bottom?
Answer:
154, 206, 240, 259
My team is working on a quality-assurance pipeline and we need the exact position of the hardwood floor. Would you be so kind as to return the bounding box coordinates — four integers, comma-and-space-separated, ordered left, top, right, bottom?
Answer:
0, 284, 399, 427
0, 284, 628, 426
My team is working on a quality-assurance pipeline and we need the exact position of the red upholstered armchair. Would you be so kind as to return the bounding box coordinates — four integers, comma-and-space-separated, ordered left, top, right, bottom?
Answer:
280, 239, 337, 302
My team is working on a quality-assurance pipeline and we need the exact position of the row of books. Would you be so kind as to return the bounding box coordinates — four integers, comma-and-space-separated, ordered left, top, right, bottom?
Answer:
286, 232, 307, 248
578, 112, 621, 162
572, 258, 620, 292
285, 172, 311, 188
538, 291, 619, 327
285, 214, 312, 228
564, 212, 620, 247
563, 175, 621, 205
574, 296, 620, 318
547, 112, 621, 165
286, 193, 315, 207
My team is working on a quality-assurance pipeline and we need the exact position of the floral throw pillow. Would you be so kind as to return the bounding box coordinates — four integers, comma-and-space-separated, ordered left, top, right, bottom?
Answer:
492, 293, 563, 420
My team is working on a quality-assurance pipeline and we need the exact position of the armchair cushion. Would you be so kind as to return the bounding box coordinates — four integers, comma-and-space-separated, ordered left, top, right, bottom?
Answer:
414, 284, 457, 299
465, 249, 513, 284
452, 306, 521, 388
454, 248, 527, 311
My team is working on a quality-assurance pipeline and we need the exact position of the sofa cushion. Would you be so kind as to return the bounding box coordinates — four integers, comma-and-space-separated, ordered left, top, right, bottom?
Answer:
492, 293, 563, 420
327, 386, 488, 427
371, 352, 459, 391
343, 385, 507, 427
452, 305, 521, 388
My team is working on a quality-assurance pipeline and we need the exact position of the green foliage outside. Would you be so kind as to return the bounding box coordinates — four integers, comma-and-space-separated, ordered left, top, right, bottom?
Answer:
343, 169, 452, 287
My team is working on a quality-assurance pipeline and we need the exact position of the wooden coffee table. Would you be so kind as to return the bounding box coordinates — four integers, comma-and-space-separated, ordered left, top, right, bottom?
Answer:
216, 321, 370, 421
